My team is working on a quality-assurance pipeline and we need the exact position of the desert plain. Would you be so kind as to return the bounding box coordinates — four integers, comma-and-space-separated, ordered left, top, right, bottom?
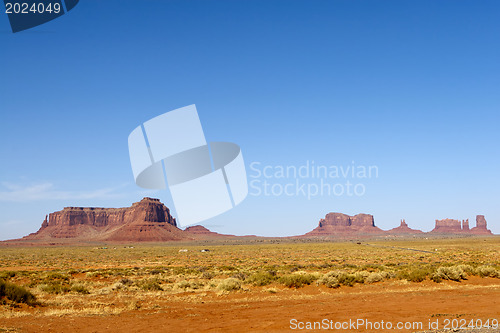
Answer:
0, 237, 499, 332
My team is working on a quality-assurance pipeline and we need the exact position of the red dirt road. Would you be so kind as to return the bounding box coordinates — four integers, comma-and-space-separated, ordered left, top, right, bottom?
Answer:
1, 277, 499, 333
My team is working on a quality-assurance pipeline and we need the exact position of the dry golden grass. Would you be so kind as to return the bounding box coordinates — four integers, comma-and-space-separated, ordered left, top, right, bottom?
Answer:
0, 237, 498, 318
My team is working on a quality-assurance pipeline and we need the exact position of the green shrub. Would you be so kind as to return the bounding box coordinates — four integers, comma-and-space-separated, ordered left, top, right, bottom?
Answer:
365, 272, 384, 284
289, 265, 303, 273
317, 275, 340, 288
432, 266, 466, 282
39, 282, 71, 294
175, 280, 191, 290
231, 272, 247, 281
45, 272, 69, 281
399, 268, 430, 283
431, 274, 442, 283
138, 280, 163, 291
476, 265, 499, 278
70, 284, 90, 294
323, 271, 358, 287
247, 271, 276, 286
279, 273, 317, 288
86, 271, 100, 278
175, 280, 204, 290
119, 278, 134, 286
352, 272, 368, 284
217, 278, 241, 291
337, 273, 355, 286
0, 271, 16, 280
380, 271, 396, 279
0, 280, 37, 305
456, 264, 475, 275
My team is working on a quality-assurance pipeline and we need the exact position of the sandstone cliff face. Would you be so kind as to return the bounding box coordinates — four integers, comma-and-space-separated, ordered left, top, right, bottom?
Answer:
26, 198, 186, 241
42, 198, 176, 229
431, 215, 492, 235
470, 215, 492, 235
462, 219, 470, 231
319, 213, 374, 228
431, 219, 462, 233
350, 214, 375, 227
305, 213, 383, 237
475, 215, 487, 229
304, 213, 494, 238
19, 200, 495, 242
319, 213, 350, 227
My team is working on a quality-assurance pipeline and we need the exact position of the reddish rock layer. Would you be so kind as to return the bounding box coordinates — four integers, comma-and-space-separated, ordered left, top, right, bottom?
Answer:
25, 198, 187, 242
470, 215, 493, 235
431, 218, 462, 233
304, 213, 384, 237
16, 200, 496, 242
184, 225, 233, 239
430, 215, 492, 235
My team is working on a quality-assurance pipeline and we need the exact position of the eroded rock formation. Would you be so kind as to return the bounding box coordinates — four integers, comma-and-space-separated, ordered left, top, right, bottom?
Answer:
15, 200, 496, 242
304, 213, 384, 237
25, 198, 186, 241
387, 219, 423, 234
431, 215, 492, 235
184, 225, 232, 239
462, 219, 470, 231
470, 215, 492, 235
431, 218, 463, 233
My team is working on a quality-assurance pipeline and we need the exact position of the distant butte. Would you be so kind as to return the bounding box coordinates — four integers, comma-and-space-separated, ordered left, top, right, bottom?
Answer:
302, 213, 385, 237
387, 219, 424, 235
22, 198, 232, 242
298, 213, 493, 238
430, 216, 492, 235
8, 198, 496, 243
184, 225, 232, 239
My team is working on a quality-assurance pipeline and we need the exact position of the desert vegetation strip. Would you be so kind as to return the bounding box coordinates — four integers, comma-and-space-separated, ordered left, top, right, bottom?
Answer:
363, 243, 437, 253
0, 237, 498, 319
0, 279, 37, 306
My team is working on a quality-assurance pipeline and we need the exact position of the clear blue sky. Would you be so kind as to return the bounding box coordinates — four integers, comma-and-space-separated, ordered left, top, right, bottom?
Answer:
1, 0, 499, 240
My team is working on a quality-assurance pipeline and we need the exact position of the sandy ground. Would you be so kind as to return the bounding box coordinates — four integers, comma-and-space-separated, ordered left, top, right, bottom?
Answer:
1, 277, 499, 333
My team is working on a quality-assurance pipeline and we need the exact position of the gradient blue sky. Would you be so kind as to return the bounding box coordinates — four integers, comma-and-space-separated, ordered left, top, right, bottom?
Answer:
1, 0, 499, 240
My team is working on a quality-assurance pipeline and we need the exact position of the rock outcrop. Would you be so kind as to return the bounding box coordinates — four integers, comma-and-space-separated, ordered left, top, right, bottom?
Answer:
430, 215, 492, 235
304, 213, 384, 237
387, 219, 424, 234
25, 198, 187, 242
431, 218, 463, 233
21, 198, 242, 242
15, 200, 496, 242
462, 219, 470, 231
318, 213, 375, 228
184, 225, 233, 239
303, 214, 494, 238
470, 215, 493, 235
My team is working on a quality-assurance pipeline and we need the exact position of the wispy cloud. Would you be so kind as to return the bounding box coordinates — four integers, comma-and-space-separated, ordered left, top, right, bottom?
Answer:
0, 182, 126, 202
